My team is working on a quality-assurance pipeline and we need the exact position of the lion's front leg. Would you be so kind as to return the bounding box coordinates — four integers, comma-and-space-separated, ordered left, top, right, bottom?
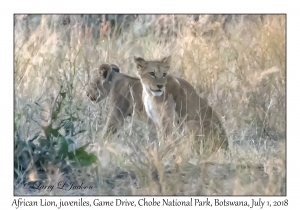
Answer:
103, 105, 126, 138
155, 116, 175, 145
157, 95, 177, 143
103, 92, 132, 138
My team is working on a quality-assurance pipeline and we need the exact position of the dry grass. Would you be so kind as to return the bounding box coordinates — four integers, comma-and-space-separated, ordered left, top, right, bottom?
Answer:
14, 14, 286, 195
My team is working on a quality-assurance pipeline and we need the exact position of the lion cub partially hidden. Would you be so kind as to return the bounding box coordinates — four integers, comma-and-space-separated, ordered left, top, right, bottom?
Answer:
87, 63, 147, 137
134, 56, 228, 150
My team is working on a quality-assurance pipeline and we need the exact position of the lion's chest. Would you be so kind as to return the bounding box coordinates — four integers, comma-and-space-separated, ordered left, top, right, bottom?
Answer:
143, 92, 160, 125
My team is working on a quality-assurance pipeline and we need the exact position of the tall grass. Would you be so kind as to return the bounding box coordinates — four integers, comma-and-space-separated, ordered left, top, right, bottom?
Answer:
14, 14, 285, 195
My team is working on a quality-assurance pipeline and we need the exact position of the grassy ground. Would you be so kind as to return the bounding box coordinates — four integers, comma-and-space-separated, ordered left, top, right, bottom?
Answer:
14, 14, 286, 195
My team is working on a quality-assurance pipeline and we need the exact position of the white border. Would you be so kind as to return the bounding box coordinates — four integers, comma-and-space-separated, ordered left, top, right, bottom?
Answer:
2, 0, 298, 209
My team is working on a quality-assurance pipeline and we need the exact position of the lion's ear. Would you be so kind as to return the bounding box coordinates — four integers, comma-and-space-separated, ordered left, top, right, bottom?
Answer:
98, 64, 112, 79
161, 55, 172, 67
134, 56, 147, 70
110, 64, 120, 73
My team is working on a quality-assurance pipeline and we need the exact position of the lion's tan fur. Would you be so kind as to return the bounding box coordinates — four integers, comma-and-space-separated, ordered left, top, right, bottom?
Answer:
134, 56, 228, 150
86, 64, 146, 136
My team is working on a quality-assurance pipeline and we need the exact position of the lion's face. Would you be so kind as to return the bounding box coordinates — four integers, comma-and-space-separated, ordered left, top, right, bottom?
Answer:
86, 64, 119, 102
134, 56, 171, 97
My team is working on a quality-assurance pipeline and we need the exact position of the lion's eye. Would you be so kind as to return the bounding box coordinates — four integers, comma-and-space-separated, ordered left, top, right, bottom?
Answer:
149, 72, 155, 77
163, 73, 167, 78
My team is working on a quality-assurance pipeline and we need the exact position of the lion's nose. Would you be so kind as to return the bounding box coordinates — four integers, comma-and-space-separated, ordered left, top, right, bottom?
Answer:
157, 85, 163, 89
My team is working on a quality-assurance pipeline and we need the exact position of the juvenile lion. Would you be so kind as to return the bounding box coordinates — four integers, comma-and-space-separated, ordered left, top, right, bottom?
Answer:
86, 63, 146, 137
134, 56, 228, 150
